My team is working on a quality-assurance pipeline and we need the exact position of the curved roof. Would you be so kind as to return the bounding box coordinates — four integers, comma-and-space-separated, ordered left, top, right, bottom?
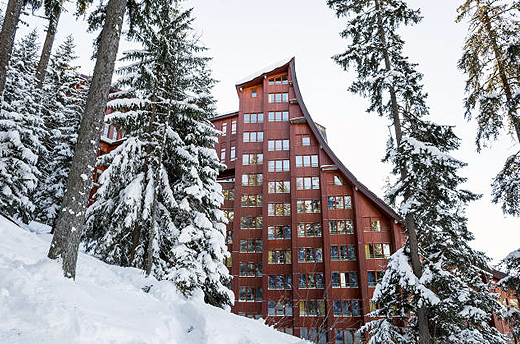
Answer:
231, 57, 402, 223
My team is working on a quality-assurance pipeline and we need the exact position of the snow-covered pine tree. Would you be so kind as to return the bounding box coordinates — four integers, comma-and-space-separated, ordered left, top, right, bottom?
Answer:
33, 35, 90, 226
328, 1, 506, 343
84, 1, 232, 308
0, 29, 44, 223
457, 0, 520, 216
498, 249, 520, 341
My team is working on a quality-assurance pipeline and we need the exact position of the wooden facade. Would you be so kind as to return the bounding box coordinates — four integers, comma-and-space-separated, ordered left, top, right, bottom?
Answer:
211, 58, 406, 343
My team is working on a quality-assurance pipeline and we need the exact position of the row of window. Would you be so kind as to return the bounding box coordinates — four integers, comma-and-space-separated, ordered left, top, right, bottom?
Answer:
267, 225, 291, 239
238, 287, 262, 302
299, 300, 326, 317
298, 273, 324, 289
268, 275, 292, 290
332, 272, 358, 288
301, 328, 327, 344
240, 216, 263, 229
242, 173, 263, 186
296, 199, 321, 213
267, 249, 292, 264
268, 92, 289, 103
296, 176, 319, 190
298, 247, 323, 262
268, 75, 288, 85
268, 111, 289, 122
244, 113, 264, 123
239, 239, 262, 253
331, 245, 356, 261
267, 203, 291, 216
267, 300, 292, 316
335, 330, 362, 344
267, 159, 290, 172
268, 139, 289, 151
239, 262, 262, 277
295, 155, 319, 167
368, 271, 385, 287
330, 220, 354, 234
365, 243, 391, 259
241, 194, 262, 207
333, 300, 362, 317
243, 153, 263, 165
328, 196, 352, 210
268, 180, 290, 193
243, 131, 263, 142
222, 189, 234, 200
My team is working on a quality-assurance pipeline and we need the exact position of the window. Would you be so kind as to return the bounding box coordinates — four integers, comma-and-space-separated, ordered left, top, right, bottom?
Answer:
296, 199, 321, 213
296, 177, 320, 190
297, 223, 322, 237
268, 159, 290, 172
268, 226, 291, 239
252, 89, 257, 98
329, 220, 354, 234
111, 128, 118, 140
222, 122, 227, 135
268, 180, 290, 193
242, 153, 263, 165
367, 271, 385, 287
223, 209, 234, 222
268, 92, 289, 103
223, 190, 234, 201
268, 301, 292, 316
241, 173, 263, 186
299, 300, 326, 317
244, 113, 264, 124
223, 255, 232, 267
330, 245, 356, 261
295, 155, 319, 167
239, 262, 262, 277
332, 300, 361, 317
225, 230, 233, 244
331, 272, 358, 288
268, 139, 289, 151
301, 328, 327, 344
243, 131, 263, 142
268, 75, 288, 85
230, 146, 236, 161
267, 250, 291, 264
268, 111, 289, 122
240, 216, 262, 229
238, 287, 262, 302
220, 147, 226, 161
302, 136, 311, 146
102, 124, 109, 138
267, 203, 291, 216
370, 220, 381, 232
297, 247, 323, 263
241, 194, 263, 207
268, 275, 292, 289
328, 196, 352, 209
365, 243, 391, 259
239, 239, 262, 253
231, 120, 236, 134
298, 273, 324, 289
334, 175, 344, 185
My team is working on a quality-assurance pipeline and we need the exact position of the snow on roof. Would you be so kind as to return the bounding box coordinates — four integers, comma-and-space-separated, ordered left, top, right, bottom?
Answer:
235, 57, 294, 86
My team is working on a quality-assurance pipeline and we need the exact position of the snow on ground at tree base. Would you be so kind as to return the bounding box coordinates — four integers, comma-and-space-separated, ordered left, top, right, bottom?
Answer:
0, 216, 308, 344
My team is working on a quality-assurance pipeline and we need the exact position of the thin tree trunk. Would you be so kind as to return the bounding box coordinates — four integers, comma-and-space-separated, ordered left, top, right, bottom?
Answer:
374, 0, 431, 343
35, 4, 62, 89
0, 0, 23, 98
477, 0, 520, 145
48, 0, 127, 280
145, 121, 167, 276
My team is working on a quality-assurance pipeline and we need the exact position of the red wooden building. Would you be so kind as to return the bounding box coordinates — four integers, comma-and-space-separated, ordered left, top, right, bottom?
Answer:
211, 57, 406, 343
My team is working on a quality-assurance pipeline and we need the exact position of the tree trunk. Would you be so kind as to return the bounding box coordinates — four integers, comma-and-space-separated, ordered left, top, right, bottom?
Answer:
0, 0, 23, 98
477, 0, 520, 145
47, 0, 127, 280
35, 4, 62, 89
374, 0, 431, 343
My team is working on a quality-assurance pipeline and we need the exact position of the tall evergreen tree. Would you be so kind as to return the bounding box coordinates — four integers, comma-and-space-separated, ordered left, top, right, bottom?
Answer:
84, 1, 232, 308
457, 0, 520, 216
33, 36, 90, 226
0, 30, 44, 223
328, 1, 505, 343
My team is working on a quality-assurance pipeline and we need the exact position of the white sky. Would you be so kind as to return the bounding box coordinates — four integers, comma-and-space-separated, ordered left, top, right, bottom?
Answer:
18, 0, 519, 263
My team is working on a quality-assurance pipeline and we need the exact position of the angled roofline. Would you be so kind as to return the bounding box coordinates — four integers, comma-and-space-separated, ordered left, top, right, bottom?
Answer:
235, 57, 294, 90
212, 111, 239, 121
288, 59, 403, 223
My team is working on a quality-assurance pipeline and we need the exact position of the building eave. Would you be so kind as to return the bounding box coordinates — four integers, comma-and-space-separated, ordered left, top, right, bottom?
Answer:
235, 57, 294, 90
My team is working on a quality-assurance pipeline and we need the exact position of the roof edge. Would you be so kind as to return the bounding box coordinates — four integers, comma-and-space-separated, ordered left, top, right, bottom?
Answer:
288, 59, 402, 223
235, 57, 294, 89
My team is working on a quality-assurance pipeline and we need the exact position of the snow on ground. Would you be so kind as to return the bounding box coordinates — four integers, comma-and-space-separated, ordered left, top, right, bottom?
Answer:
0, 216, 307, 344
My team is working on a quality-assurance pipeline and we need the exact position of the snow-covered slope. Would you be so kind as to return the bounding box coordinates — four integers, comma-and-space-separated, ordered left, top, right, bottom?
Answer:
0, 216, 307, 344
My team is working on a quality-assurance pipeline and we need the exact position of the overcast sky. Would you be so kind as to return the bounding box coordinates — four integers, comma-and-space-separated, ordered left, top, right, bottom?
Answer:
16, 0, 520, 263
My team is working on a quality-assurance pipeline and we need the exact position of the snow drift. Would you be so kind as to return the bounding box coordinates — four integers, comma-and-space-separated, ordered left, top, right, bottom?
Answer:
0, 216, 307, 344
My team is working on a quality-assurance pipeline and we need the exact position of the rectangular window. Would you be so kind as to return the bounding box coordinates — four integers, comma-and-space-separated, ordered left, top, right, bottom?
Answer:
296, 199, 321, 213
244, 113, 264, 124
298, 247, 323, 263
295, 155, 319, 167
268, 159, 290, 172
241, 174, 263, 186
267, 250, 291, 264
334, 175, 344, 185
296, 176, 320, 190
365, 243, 391, 259
329, 220, 354, 234
268, 75, 288, 85
299, 300, 325, 317
230, 146, 236, 161
222, 122, 227, 135
268, 111, 289, 122
267, 203, 291, 216
252, 89, 257, 98
243, 131, 263, 143
367, 271, 384, 287
223, 210, 234, 222
222, 189, 234, 200
268, 180, 290, 193
330, 245, 356, 261
231, 120, 236, 134
327, 195, 353, 210
220, 148, 226, 161
297, 223, 322, 237
267, 139, 290, 151
241, 194, 263, 207
268, 225, 291, 240
239, 239, 262, 253
242, 153, 263, 165
240, 216, 262, 229
268, 92, 289, 103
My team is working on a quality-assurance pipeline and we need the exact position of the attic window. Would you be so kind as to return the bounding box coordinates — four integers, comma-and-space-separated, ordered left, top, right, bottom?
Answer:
268, 74, 288, 86
252, 89, 257, 98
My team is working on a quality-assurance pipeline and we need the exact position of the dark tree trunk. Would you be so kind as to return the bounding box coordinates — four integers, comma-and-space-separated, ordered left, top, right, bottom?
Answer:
35, 4, 61, 89
0, 0, 23, 98
47, 0, 127, 280
374, 0, 431, 343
